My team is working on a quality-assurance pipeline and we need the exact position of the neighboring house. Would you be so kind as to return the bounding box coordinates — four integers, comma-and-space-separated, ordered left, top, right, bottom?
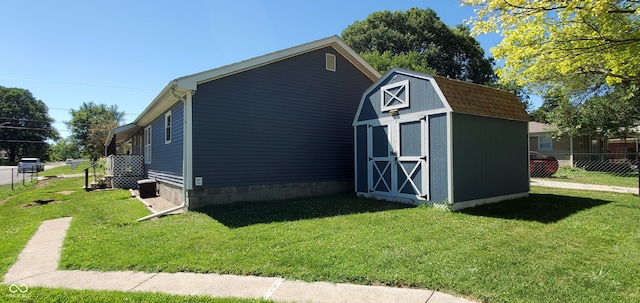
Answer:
106, 36, 380, 209
529, 121, 591, 166
527, 121, 640, 167
353, 69, 531, 210
529, 121, 592, 166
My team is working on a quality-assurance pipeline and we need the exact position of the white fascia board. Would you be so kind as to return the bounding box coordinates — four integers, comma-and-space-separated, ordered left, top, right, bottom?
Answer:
135, 36, 380, 132
331, 37, 381, 81
175, 35, 381, 90
352, 68, 452, 126
134, 81, 191, 127
390, 69, 454, 113
108, 123, 141, 145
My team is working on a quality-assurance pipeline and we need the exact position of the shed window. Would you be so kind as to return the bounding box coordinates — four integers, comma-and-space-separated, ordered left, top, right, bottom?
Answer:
165, 111, 172, 144
381, 80, 410, 112
326, 53, 336, 71
144, 126, 152, 164
539, 136, 553, 150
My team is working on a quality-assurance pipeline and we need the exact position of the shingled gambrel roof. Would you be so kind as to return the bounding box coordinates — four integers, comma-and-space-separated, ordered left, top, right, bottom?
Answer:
432, 75, 531, 122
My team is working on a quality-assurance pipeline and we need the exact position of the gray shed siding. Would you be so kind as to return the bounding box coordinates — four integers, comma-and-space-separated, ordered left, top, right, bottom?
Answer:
451, 113, 529, 202
428, 113, 449, 203
145, 102, 184, 177
192, 47, 374, 187
356, 74, 445, 122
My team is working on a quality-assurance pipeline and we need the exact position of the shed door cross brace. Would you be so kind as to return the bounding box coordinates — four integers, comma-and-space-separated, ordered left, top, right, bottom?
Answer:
367, 117, 429, 200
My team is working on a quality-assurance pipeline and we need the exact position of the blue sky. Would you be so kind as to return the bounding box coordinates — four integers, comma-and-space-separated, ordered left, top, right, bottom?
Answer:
0, 0, 515, 139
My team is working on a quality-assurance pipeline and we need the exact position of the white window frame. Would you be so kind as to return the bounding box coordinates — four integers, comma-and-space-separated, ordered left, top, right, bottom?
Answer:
165, 111, 172, 144
326, 53, 336, 72
144, 126, 152, 164
381, 80, 410, 112
538, 136, 553, 151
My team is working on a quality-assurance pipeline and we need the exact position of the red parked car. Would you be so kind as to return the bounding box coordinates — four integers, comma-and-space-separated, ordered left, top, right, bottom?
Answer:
530, 151, 559, 177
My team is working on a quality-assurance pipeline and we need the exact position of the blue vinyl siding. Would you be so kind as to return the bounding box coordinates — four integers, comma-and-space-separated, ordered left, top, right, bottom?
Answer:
451, 113, 529, 202
428, 113, 449, 203
145, 102, 184, 177
357, 73, 444, 122
192, 47, 374, 187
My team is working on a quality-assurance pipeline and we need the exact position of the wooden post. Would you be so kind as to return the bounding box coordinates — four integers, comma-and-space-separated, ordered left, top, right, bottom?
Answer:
85, 168, 89, 191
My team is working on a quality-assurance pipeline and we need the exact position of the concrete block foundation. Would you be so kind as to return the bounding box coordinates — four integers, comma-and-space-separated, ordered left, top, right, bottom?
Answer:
187, 181, 353, 209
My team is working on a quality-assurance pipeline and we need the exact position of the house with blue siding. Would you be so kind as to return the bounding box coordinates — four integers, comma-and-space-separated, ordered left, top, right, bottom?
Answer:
107, 36, 380, 210
353, 69, 531, 210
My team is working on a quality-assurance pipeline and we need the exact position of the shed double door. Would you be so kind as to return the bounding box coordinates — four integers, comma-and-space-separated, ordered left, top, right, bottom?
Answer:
368, 117, 428, 200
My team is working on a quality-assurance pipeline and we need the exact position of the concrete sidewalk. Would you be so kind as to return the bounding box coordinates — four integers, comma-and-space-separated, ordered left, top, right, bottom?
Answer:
2, 217, 475, 303
531, 178, 638, 194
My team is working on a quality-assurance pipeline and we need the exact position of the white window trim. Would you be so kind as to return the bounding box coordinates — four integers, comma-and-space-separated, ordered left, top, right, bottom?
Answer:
538, 136, 553, 150
326, 53, 336, 72
381, 80, 410, 112
144, 126, 152, 164
165, 111, 172, 144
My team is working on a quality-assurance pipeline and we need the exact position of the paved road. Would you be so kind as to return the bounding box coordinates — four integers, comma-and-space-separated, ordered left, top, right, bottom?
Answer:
0, 162, 66, 185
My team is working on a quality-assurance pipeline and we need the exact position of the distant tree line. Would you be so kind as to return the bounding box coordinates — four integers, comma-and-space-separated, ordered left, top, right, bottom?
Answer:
0, 85, 123, 163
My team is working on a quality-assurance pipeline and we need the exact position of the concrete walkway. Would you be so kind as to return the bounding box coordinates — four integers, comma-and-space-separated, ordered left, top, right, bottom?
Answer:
2, 217, 475, 303
531, 178, 638, 194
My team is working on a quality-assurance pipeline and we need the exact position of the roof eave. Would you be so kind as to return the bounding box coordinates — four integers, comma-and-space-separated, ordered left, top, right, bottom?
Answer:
175, 35, 381, 89
129, 35, 380, 134
108, 123, 142, 145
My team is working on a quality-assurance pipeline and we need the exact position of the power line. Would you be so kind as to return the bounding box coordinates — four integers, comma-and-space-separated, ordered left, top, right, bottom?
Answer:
0, 116, 132, 127
0, 126, 48, 131
0, 76, 158, 92
48, 107, 139, 116
0, 139, 49, 143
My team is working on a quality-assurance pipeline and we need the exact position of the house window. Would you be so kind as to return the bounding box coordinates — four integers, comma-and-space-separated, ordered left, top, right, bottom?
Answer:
539, 136, 553, 150
144, 126, 152, 163
326, 53, 336, 71
165, 111, 172, 144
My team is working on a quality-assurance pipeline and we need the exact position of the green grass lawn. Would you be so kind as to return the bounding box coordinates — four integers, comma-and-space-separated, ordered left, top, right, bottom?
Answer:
549, 166, 639, 188
44, 159, 92, 176
12, 287, 271, 303
0, 159, 89, 198
0, 177, 37, 197
1, 177, 639, 302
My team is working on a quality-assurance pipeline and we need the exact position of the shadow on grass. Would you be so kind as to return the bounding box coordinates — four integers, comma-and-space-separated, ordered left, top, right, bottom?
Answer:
459, 193, 611, 223
194, 194, 414, 228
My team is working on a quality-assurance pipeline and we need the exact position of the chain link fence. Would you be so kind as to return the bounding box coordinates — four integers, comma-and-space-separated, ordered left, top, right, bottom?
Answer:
531, 151, 639, 188
0, 167, 39, 193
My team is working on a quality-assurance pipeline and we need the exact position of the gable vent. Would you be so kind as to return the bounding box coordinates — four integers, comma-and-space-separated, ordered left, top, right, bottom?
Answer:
326, 53, 336, 71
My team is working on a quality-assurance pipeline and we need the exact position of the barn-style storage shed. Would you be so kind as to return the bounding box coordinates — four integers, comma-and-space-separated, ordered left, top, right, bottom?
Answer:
353, 69, 531, 210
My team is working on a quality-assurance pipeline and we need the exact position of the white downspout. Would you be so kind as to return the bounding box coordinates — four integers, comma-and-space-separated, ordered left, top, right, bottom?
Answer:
137, 90, 193, 222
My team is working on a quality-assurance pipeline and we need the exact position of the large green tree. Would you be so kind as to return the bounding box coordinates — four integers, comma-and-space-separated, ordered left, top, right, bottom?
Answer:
66, 102, 124, 159
463, 0, 640, 138
49, 137, 81, 161
341, 8, 496, 84
463, 0, 640, 92
545, 85, 640, 139
0, 86, 59, 161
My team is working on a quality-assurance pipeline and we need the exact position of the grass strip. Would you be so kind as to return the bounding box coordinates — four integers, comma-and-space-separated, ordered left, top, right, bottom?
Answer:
1, 177, 638, 302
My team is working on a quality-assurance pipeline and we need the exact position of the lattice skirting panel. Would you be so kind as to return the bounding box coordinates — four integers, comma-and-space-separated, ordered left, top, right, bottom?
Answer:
108, 175, 143, 189
106, 155, 144, 176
